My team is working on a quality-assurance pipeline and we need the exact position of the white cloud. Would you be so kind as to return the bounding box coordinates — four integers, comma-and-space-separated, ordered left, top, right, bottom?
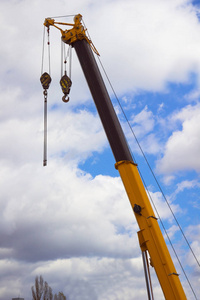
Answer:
92, 0, 200, 94
48, 109, 107, 163
161, 175, 176, 186
131, 105, 155, 137
175, 179, 200, 194
148, 190, 181, 221
157, 104, 200, 174
2, 0, 200, 98
0, 102, 107, 166
166, 225, 179, 240
184, 88, 200, 102
123, 105, 162, 155
184, 225, 200, 293
0, 162, 139, 262
0, 256, 164, 300
140, 133, 161, 155
0, 0, 200, 299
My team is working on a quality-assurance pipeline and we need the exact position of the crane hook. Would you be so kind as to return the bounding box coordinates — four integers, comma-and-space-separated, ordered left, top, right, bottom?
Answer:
60, 74, 72, 103
62, 95, 70, 102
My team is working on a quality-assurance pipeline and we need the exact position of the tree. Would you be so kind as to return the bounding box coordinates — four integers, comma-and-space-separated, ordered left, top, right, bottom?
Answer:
32, 275, 44, 300
54, 292, 66, 300
43, 281, 53, 300
31, 275, 66, 300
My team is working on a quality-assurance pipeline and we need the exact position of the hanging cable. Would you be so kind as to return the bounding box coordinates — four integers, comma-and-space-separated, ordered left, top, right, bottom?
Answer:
61, 40, 64, 78
43, 90, 48, 166
47, 26, 51, 76
69, 45, 72, 79
41, 26, 45, 75
40, 26, 52, 166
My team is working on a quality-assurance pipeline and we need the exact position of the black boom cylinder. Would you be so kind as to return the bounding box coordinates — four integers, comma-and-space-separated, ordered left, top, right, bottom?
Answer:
73, 39, 133, 163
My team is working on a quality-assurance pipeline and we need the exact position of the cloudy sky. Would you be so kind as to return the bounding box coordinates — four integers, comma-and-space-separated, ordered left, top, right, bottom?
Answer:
0, 0, 200, 299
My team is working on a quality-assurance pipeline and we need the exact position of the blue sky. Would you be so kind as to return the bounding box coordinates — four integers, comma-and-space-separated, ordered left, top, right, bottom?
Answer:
0, 0, 200, 299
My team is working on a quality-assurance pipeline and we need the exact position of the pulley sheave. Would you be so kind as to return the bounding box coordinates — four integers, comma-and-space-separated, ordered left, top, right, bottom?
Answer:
40, 72, 52, 90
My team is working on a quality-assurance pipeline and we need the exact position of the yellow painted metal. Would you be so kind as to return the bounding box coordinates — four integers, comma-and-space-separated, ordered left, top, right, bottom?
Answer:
115, 160, 187, 300
44, 14, 100, 56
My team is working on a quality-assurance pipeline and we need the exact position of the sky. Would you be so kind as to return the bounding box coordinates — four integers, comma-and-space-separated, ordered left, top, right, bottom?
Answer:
0, 0, 200, 299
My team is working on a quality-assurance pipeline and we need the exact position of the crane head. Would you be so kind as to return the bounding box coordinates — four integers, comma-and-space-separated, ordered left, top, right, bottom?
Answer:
43, 14, 99, 55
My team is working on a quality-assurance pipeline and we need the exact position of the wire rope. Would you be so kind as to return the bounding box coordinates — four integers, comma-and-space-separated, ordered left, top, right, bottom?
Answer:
47, 28, 51, 75
41, 26, 51, 75
61, 40, 64, 77
61, 42, 72, 78
49, 14, 76, 19
43, 92, 47, 166
41, 26, 51, 167
41, 26, 45, 75
69, 45, 72, 79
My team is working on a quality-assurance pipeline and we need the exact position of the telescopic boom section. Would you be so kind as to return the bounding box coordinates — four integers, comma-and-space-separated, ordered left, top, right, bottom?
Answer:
44, 14, 187, 299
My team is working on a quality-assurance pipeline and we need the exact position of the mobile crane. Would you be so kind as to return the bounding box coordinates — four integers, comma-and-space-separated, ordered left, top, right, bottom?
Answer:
42, 14, 187, 299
